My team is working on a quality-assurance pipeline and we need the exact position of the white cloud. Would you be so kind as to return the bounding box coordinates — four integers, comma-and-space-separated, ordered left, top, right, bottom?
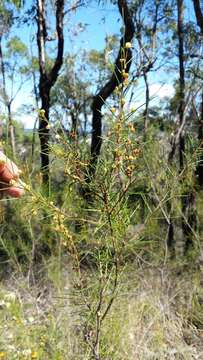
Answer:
10, 82, 175, 129
20, 114, 37, 129
12, 92, 36, 129
149, 83, 175, 99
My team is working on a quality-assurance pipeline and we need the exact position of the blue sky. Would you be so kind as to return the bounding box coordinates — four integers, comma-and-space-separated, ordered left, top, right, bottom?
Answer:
8, 1, 123, 128
13, 1, 120, 53
1, 0, 198, 129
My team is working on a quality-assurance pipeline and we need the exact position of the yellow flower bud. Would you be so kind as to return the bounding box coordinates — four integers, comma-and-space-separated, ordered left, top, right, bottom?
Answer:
114, 86, 120, 94
132, 148, 140, 156
125, 42, 132, 49
39, 109, 46, 118
0, 352, 6, 359
128, 123, 136, 133
9, 179, 17, 186
24, 183, 31, 191
31, 351, 38, 359
122, 71, 129, 79
120, 98, 125, 106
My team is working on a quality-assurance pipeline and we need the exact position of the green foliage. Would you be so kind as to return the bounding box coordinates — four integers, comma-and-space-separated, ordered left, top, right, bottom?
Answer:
0, 5, 13, 34
6, 0, 24, 7
6, 36, 28, 57
0, 89, 202, 358
0, 0, 203, 358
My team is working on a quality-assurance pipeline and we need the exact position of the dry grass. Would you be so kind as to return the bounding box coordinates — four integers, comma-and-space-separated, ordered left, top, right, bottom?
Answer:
87, 262, 203, 360
0, 257, 203, 360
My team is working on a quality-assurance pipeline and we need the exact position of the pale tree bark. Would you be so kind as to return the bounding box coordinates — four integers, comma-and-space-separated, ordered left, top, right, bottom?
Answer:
192, 0, 203, 187
134, 0, 160, 136
8, 103, 16, 156
177, 0, 185, 171
168, 0, 186, 165
0, 36, 16, 157
197, 91, 203, 186
167, 0, 198, 254
143, 72, 149, 134
167, 0, 186, 254
37, 0, 64, 184
30, 44, 40, 164
133, 0, 160, 221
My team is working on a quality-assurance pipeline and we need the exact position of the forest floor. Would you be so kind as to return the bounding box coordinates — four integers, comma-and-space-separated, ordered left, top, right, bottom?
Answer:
0, 254, 203, 360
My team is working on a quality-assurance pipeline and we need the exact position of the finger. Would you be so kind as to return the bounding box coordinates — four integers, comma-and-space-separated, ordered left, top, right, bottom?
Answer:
5, 186, 24, 198
0, 164, 18, 182
0, 154, 20, 182
0, 152, 24, 198
6, 160, 20, 178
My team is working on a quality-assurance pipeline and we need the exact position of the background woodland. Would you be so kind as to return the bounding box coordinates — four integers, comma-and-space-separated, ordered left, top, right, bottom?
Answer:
0, 0, 203, 359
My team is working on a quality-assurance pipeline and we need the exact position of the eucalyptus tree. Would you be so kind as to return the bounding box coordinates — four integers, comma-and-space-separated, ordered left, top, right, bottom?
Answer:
193, 0, 203, 34
0, 2, 29, 156
51, 54, 92, 137
166, 0, 203, 253
192, 0, 203, 187
131, 0, 170, 134
36, 0, 65, 185
0, 2, 13, 143
50, 19, 106, 137
177, 0, 185, 170
89, 0, 135, 177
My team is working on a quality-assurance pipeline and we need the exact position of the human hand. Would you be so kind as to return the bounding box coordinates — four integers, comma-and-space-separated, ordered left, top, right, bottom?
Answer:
0, 151, 24, 198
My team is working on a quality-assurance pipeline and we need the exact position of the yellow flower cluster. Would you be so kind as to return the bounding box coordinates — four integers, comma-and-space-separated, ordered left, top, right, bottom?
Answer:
126, 164, 134, 177
53, 213, 72, 246
109, 113, 141, 177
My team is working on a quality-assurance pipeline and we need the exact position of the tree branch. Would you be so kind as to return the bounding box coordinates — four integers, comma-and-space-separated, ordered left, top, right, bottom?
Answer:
192, 0, 203, 34
90, 0, 135, 174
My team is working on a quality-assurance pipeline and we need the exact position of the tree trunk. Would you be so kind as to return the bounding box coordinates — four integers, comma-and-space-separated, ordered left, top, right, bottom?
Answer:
0, 36, 16, 157
197, 91, 203, 186
89, 0, 135, 176
83, 103, 88, 137
168, 0, 197, 255
143, 71, 149, 136
31, 47, 40, 164
134, 1, 160, 136
167, 0, 186, 253
192, 0, 203, 34
8, 103, 16, 157
38, 79, 51, 184
70, 111, 77, 135
192, 1, 203, 187
177, 0, 185, 171
37, 0, 64, 185
0, 36, 5, 144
